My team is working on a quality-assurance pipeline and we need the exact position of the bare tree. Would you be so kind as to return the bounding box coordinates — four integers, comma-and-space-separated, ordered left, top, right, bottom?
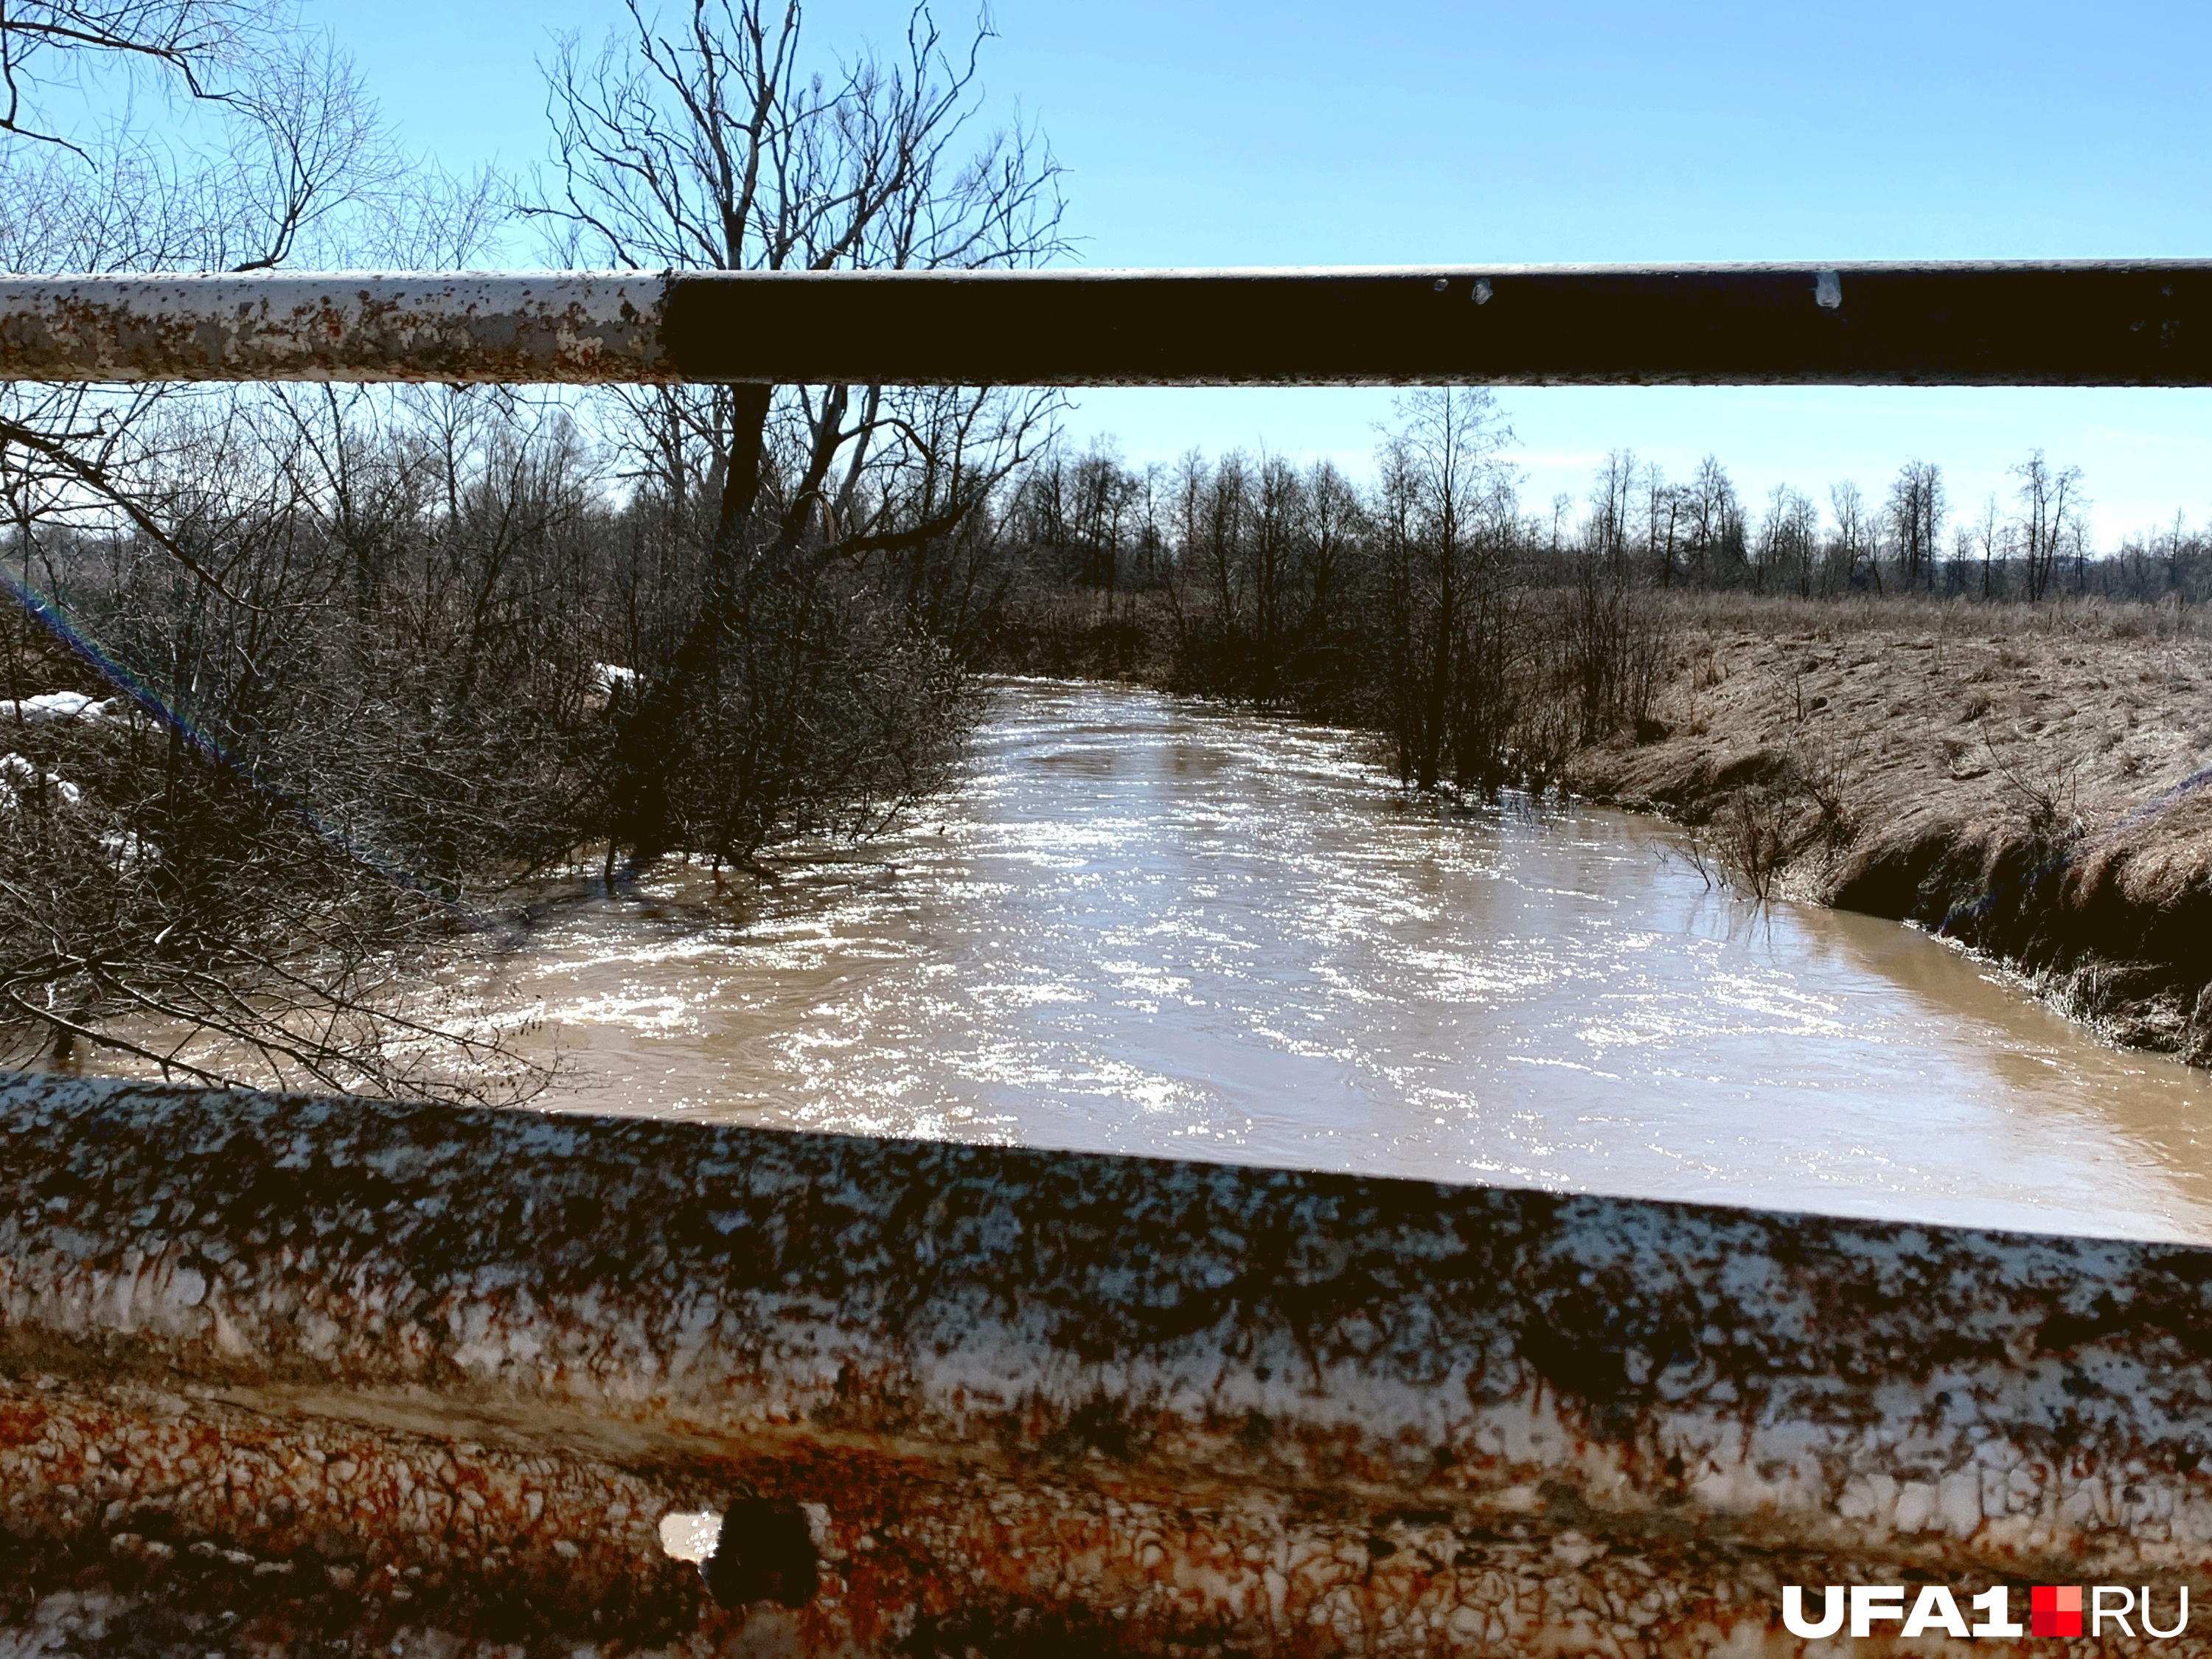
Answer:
1070, 436, 1133, 602
1829, 479, 1879, 594
1300, 457, 1360, 644
1642, 461, 1683, 588
1197, 449, 1249, 650
0, 3, 585, 1097
524, 0, 1070, 871
1885, 459, 1944, 592
1682, 454, 1742, 587
526, 0, 1065, 591
1587, 450, 1635, 566
0, 0, 254, 150
2013, 449, 2086, 602
1753, 484, 1817, 595
0, 17, 465, 579
2158, 510, 2197, 606
1378, 390, 1521, 787
1249, 451, 1301, 695
0, 368, 616, 1099
1563, 451, 1666, 745
1967, 492, 2006, 599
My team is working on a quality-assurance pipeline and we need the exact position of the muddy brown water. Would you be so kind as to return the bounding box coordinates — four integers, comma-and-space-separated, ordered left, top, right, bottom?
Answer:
490, 678, 2212, 1243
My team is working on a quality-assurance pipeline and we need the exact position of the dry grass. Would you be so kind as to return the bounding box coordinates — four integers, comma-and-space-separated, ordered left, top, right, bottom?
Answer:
1665, 588, 2212, 644
1598, 594, 2212, 869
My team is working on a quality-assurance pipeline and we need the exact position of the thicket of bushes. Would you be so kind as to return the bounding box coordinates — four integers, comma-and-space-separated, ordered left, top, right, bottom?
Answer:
1, 379, 1024, 1095
0, 0, 1057, 1095
996, 394, 1677, 793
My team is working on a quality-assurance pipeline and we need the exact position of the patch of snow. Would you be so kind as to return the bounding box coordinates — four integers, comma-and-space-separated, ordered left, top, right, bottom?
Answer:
0, 692, 109, 726
591, 664, 639, 698
0, 754, 77, 811
99, 832, 158, 867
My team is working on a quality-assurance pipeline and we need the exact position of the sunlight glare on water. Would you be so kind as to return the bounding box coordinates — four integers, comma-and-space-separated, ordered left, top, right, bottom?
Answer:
498, 678, 2212, 1243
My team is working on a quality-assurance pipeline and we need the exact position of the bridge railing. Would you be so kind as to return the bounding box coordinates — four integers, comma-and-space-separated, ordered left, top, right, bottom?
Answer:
0, 262, 2208, 386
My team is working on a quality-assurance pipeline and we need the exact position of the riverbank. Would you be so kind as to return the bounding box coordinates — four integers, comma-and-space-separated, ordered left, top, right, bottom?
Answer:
1571, 594, 2212, 1064
998, 589, 2212, 1068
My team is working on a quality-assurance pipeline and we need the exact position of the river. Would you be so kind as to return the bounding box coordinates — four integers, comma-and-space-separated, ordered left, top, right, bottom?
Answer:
489, 678, 2212, 1243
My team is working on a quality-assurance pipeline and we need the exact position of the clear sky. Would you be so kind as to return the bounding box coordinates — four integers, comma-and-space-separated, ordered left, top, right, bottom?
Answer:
322, 0, 2212, 542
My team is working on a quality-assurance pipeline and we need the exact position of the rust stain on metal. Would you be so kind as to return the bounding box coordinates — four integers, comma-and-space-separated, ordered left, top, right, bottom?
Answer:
0, 1072, 2209, 1652
0, 263, 2211, 388
0, 274, 678, 386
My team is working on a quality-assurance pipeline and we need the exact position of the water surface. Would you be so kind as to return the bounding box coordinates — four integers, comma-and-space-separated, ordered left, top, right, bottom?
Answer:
496, 679, 2212, 1242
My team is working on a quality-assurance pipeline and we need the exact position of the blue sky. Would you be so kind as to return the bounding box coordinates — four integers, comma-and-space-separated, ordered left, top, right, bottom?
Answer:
325, 0, 2212, 541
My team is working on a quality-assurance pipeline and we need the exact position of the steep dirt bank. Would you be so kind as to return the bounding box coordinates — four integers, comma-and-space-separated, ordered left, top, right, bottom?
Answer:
1572, 594, 2212, 1063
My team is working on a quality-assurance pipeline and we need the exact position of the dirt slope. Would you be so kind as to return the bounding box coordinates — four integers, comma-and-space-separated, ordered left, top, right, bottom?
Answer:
1569, 597, 2212, 1062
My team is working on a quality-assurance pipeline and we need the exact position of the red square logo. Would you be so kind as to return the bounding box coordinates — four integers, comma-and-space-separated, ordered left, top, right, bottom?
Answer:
2032, 1585, 2084, 1638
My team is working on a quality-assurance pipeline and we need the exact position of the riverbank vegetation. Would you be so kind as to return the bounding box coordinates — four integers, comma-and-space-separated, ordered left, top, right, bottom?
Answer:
988, 424, 2212, 1065
993, 392, 1665, 793
0, 0, 1056, 1096
19, 360, 2212, 1086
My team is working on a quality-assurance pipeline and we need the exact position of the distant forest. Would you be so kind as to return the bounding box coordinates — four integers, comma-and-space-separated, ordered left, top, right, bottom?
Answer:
1001, 434, 2211, 612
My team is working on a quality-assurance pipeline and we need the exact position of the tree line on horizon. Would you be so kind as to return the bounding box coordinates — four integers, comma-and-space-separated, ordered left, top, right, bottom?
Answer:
1002, 435, 2212, 613
984, 413, 2212, 835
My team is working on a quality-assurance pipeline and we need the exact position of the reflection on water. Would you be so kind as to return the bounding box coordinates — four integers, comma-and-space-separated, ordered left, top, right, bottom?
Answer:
492, 678, 2212, 1242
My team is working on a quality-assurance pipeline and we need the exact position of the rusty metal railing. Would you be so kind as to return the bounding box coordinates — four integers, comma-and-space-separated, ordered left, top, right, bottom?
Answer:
0, 262, 2208, 386
1, 1073, 2207, 1655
